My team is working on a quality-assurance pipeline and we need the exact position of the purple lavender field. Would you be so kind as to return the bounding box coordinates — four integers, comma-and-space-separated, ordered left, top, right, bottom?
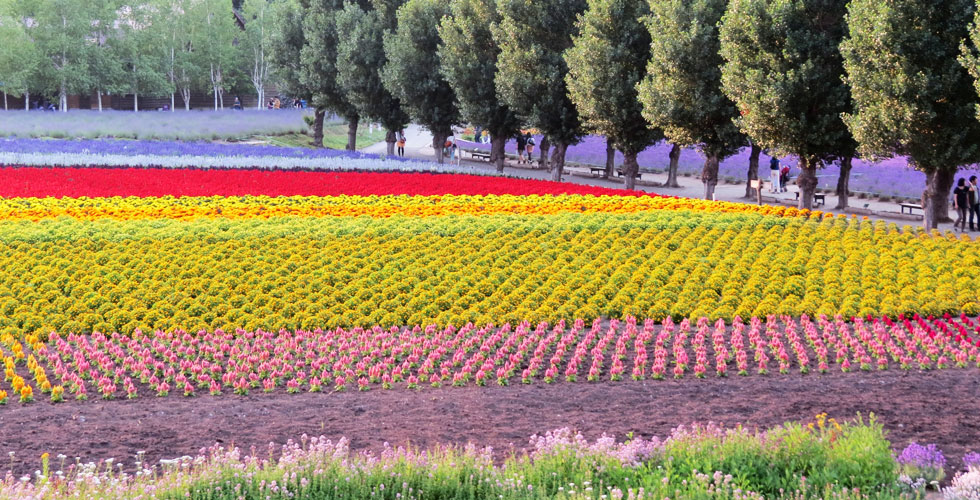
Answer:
459, 135, 975, 199
0, 137, 405, 161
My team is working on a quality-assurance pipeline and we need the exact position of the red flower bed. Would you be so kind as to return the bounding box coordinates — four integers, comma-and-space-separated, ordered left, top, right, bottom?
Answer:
0, 167, 663, 198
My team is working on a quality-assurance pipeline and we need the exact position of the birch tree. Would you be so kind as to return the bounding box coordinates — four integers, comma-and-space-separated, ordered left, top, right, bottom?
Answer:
242, 0, 272, 110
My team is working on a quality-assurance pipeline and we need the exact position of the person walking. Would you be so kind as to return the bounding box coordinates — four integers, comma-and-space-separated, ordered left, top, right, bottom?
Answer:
525, 133, 535, 166
769, 156, 781, 193
396, 130, 406, 157
954, 178, 970, 232
516, 132, 528, 165
970, 176, 980, 231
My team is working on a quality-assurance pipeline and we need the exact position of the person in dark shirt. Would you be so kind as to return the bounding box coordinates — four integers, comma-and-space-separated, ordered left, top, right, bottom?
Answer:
516, 132, 528, 165
953, 178, 970, 232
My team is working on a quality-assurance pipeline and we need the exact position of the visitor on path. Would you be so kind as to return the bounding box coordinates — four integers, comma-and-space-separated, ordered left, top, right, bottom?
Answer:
516, 133, 528, 164
233, 96, 242, 110
954, 178, 970, 232
526, 134, 535, 164
769, 157, 781, 193
396, 130, 406, 157
481, 129, 490, 144
779, 165, 790, 193
970, 176, 980, 231
273, 97, 281, 109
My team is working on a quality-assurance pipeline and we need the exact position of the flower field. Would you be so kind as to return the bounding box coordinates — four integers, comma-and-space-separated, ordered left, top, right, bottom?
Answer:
1, 314, 978, 404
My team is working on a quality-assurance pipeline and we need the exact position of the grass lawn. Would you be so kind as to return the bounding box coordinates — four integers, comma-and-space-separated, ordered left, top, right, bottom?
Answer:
261, 122, 387, 150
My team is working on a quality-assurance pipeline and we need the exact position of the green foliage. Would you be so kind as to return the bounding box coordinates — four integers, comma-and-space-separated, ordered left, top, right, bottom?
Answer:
335, 2, 410, 132
268, 0, 309, 99
116, 0, 173, 106
845, 0, 980, 171
382, 0, 460, 138
494, 0, 586, 146
0, 11, 38, 100
189, 0, 242, 107
719, 0, 853, 164
639, 0, 741, 159
565, 0, 660, 157
300, 0, 360, 120
240, 0, 275, 108
438, 0, 520, 139
7, 0, 93, 102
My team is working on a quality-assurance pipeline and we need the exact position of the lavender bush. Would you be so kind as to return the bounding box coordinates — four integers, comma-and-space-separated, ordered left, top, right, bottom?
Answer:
0, 109, 314, 141
896, 443, 947, 487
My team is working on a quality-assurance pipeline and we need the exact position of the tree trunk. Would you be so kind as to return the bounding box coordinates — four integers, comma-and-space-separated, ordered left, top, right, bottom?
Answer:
923, 168, 955, 230
702, 153, 720, 200
835, 156, 852, 210
797, 157, 819, 210
605, 139, 615, 179
98, 90, 104, 112
24, 91, 29, 111
745, 143, 760, 198
171, 93, 175, 112
385, 129, 396, 156
346, 118, 359, 151
3, 93, 6, 111
134, 93, 139, 112
312, 107, 325, 148
666, 143, 681, 188
623, 151, 639, 190
539, 136, 550, 171
491, 134, 507, 173
59, 81, 67, 112
550, 142, 568, 181
432, 132, 448, 164
213, 88, 218, 111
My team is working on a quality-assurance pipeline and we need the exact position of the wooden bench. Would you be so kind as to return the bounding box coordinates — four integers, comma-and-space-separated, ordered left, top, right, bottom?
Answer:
794, 192, 826, 206
615, 168, 641, 179
900, 203, 923, 215
589, 166, 605, 177
470, 150, 491, 161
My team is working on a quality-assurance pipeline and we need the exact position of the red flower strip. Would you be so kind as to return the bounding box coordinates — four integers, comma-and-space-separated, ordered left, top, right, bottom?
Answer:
0, 167, 664, 198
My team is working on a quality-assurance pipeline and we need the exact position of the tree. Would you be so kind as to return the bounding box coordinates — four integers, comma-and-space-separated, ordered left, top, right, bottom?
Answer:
301, 0, 364, 150
192, 0, 239, 110
335, 1, 410, 155
270, 0, 327, 140
495, 0, 587, 181
12, 0, 92, 112
242, 0, 273, 111
639, 0, 743, 199
161, 0, 196, 110
719, 0, 855, 210
847, 1, 979, 229
84, 0, 126, 111
117, 1, 172, 111
565, 0, 659, 190
0, 13, 38, 110
382, 0, 460, 163
439, 0, 520, 172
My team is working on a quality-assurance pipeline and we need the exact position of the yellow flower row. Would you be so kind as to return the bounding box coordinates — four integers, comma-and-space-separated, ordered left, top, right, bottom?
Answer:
0, 211, 973, 338
0, 194, 821, 221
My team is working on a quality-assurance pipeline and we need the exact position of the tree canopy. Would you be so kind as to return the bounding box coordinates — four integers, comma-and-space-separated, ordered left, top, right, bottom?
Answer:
845, 0, 980, 229
566, 0, 660, 190
494, 0, 587, 180
439, 0, 520, 172
639, 0, 740, 199
382, 0, 459, 163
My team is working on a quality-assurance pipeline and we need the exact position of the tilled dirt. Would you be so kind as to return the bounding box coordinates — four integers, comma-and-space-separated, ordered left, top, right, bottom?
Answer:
0, 368, 977, 476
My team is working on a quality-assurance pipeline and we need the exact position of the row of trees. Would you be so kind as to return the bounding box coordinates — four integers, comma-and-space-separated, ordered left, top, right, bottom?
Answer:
283, 0, 980, 229
0, 0, 273, 112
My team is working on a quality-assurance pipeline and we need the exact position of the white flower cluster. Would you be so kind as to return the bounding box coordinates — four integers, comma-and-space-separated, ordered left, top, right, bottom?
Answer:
945, 468, 980, 500
0, 152, 503, 175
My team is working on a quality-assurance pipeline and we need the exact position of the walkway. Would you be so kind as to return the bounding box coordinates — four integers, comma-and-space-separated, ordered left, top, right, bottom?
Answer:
362, 125, 965, 234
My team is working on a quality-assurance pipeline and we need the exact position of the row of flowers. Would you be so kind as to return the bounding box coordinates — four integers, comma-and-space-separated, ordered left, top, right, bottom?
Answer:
0, 168, 654, 198
0, 193, 824, 222
0, 417, 901, 500
0, 211, 970, 336
1, 314, 977, 404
